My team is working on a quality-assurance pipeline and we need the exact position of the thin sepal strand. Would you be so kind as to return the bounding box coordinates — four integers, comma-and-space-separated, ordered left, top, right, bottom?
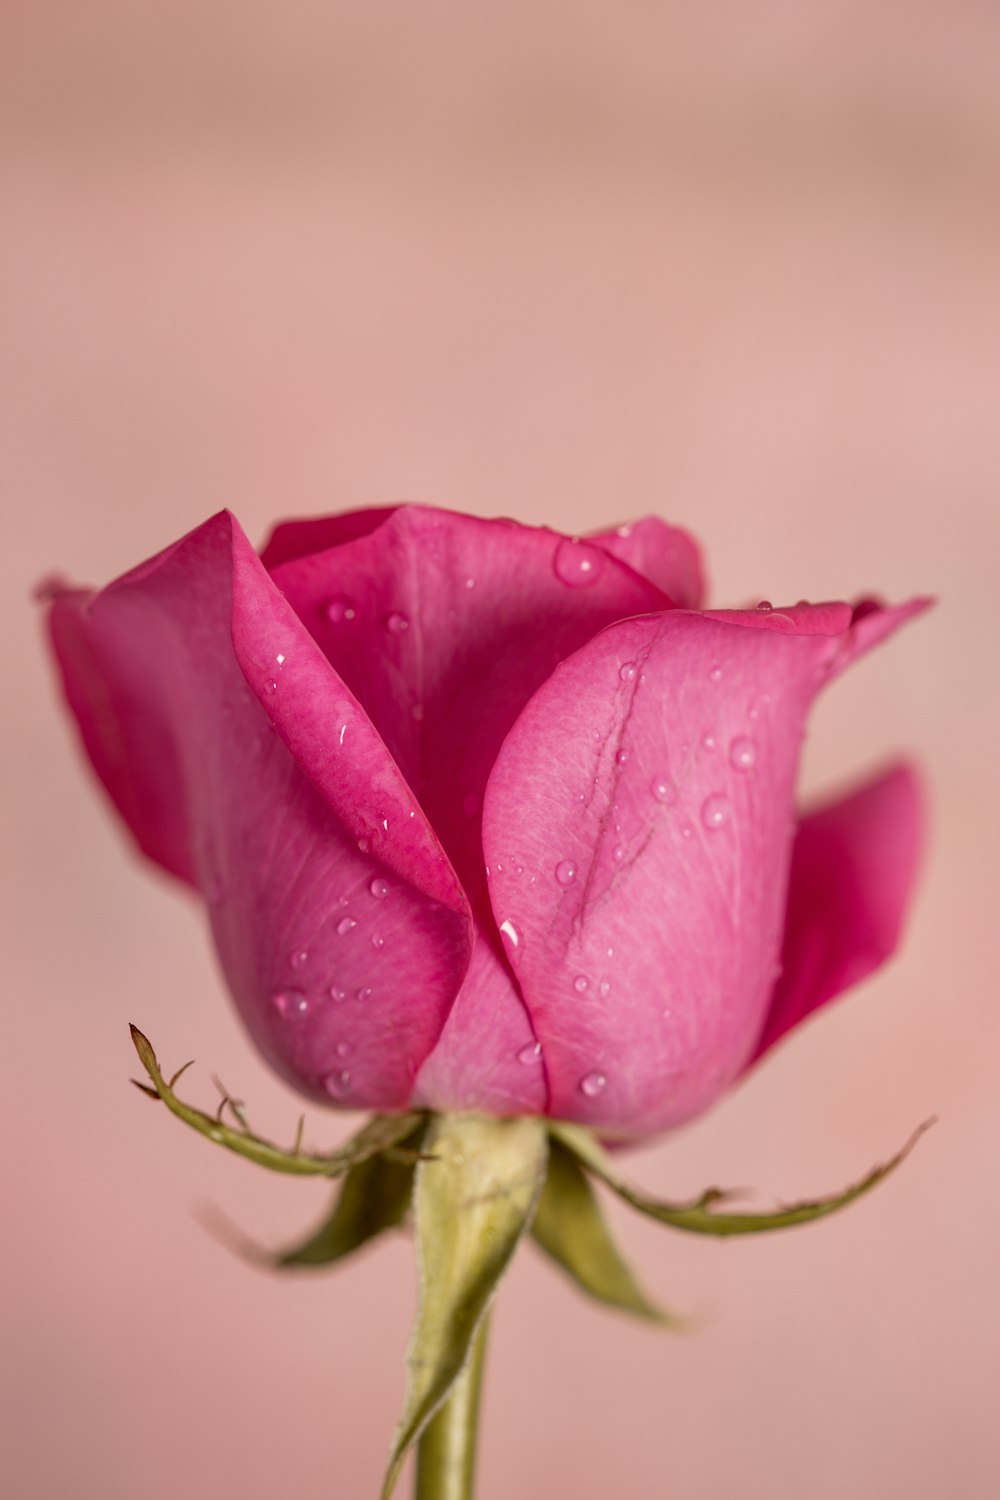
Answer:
550, 1118, 934, 1237
128, 1023, 424, 1178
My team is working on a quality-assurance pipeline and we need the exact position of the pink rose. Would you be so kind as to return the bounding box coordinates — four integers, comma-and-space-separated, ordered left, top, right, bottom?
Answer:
45, 507, 926, 1138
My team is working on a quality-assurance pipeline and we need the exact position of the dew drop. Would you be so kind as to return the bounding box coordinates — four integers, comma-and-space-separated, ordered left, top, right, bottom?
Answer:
370, 877, 390, 900
701, 734, 716, 751
336, 916, 357, 936
599, 978, 611, 998
615, 748, 628, 766
681, 821, 694, 839
579, 1070, 607, 1099
573, 975, 589, 994
385, 611, 410, 634
499, 919, 521, 949
357, 836, 370, 854
757, 599, 774, 613
357, 986, 373, 1001
324, 595, 357, 624
554, 859, 577, 887
709, 664, 723, 682
701, 793, 730, 831
612, 844, 625, 863
517, 1042, 543, 1066
264, 677, 278, 694
651, 776, 676, 805
335, 1041, 352, 1059
464, 576, 476, 590
273, 989, 310, 1020
371, 933, 384, 949
323, 1069, 352, 1098
289, 949, 309, 970
554, 536, 604, 588
329, 986, 346, 1002
729, 735, 756, 771
619, 661, 637, 683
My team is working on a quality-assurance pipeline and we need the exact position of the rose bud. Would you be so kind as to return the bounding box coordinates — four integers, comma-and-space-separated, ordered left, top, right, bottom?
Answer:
44, 507, 927, 1139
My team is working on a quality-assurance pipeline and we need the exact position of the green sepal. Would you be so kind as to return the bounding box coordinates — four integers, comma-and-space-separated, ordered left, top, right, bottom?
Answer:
382, 1113, 548, 1500
551, 1118, 934, 1237
531, 1137, 677, 1325
129, 1023, 423, 1178
276, 1124, 425, 1268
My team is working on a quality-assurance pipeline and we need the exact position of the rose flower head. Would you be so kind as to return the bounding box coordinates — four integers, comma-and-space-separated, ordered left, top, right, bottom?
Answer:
45, 507, 927, 1140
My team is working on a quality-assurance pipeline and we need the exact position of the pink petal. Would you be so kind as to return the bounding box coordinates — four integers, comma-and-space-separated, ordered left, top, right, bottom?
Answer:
258, 508, 396, 570
482, 598, 925, 1137
46, 512, 472, 1111
269, 505, 670, 917
588, 517, 705, 608
749, 762, 924, 1062
412, 937, 547, 1116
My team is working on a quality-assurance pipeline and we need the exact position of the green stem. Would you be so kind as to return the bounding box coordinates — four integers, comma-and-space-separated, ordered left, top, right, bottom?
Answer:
414, 1317, 490, 1500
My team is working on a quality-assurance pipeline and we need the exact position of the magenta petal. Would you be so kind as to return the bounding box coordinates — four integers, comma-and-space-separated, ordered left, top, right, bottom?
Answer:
258, 508, 396, 570
412, 937, 547, 1116
750, 762, 924, 1063
483, 610, 848, 1137
270, 506, 669, 912
588, 517, 705, 608
47, 512, 472, 1111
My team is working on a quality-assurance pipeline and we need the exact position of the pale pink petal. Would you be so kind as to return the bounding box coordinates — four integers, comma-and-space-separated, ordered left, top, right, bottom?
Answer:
483, 610, 849, 1137
412, 936, 547, 1115
588, 516, 705, 608
750, 762, 924, 1062
46, 512, 472, 1111
270, 505, 669, 916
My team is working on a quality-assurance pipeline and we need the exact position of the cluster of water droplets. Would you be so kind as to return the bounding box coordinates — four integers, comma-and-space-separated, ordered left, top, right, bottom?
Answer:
268, 875, 398, 1100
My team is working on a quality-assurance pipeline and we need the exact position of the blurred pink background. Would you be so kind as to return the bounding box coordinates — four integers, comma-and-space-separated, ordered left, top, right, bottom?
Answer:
3, 3, 998, 1497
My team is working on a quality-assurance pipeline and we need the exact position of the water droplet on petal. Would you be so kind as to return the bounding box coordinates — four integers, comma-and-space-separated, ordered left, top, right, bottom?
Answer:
335, 1041, 352, 1059
464, 576, 476, 590
709, 664, 723, 682
336, 916, 357, 937
554, 859, 577, 887
651, 776, 676, 805
615, 748, 628, 766
729, 735, 756, 771
329, 986, 346, 1002
701, 734, 716, 751
273, 989, 310, 1020
517, 1042, 543, 1066
324, 595, 357, 624
357, 986, 373, 1001
554, 536, 604, 588
579, 1070, 607, 1098
681, 821, 694, 839
499, 919, 521, 949
385, 611, 410, 634
599, 978, 611, 998
612, 844, 624, 863
371, 933, 384, 949
573, 974, 589, 994
264, 677, 278, 694
323, 1069, 352, 1098
701, 793, 730, 831
619, 661, 637, 682
757, 599, 773, 612
370, 877, 389, 899
357, 837, 370, 854
290, 949, 309, 970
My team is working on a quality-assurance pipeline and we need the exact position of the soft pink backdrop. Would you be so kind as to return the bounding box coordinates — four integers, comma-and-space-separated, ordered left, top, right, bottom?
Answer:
3, 4, 997, 1497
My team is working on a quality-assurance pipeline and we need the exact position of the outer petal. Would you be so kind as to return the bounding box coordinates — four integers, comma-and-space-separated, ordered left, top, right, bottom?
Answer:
268, 505, 670, 917
588, 516, 705, 608
411, 937, 547, 1116
750, 762, 923, 1062
482, 599, 927, 1137
258, 508, 396, 569
47, 512, 472, 1111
